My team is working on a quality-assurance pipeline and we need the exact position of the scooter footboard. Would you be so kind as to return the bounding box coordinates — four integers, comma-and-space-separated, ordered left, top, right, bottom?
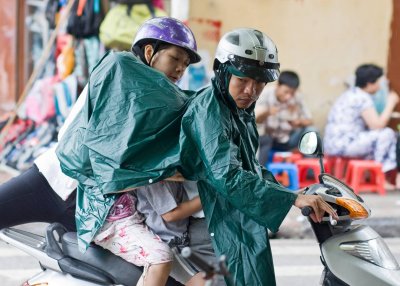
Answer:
0, 227, 60, 271
1, 227, 45, 249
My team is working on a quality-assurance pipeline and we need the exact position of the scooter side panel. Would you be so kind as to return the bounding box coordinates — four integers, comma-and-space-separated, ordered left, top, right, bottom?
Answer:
321, 225, 400, 286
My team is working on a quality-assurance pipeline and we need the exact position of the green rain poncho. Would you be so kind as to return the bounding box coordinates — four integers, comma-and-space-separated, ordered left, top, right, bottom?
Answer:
178, 65, 298, 286
56, 51, 195, 250
57, 50, 297, 285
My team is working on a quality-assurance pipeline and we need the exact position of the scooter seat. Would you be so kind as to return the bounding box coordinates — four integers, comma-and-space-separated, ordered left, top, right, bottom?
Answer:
62, 232, 182, 286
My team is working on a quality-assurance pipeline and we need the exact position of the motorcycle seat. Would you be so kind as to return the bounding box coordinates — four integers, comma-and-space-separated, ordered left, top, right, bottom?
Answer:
62, 232, 182, 286
62, 232, 141, 285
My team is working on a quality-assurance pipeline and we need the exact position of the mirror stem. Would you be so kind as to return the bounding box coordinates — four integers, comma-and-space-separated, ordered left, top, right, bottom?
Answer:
318, 153, 325, 177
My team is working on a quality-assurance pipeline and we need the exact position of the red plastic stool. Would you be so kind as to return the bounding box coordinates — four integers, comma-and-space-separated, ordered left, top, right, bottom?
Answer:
333, 157, 351, 179
296, 159, 330, 188
325, 156, 352, 179
273, 151, 303, 163
345, 160, 386, 195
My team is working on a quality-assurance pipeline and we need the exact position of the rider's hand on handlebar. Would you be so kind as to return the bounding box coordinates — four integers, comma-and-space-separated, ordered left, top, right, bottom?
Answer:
294, 194, 338, 223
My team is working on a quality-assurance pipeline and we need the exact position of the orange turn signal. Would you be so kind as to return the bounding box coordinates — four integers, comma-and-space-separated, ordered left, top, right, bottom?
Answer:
335, 198, 369, 219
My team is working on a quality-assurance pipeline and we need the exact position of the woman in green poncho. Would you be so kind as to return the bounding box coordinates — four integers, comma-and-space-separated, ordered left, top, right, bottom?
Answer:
178, 28, 338, 286
56, 17, 203, 252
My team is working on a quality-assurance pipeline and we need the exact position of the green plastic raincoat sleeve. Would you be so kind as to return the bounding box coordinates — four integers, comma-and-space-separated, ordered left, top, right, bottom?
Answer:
180, 102, 297, 233
57, 51, 192, 194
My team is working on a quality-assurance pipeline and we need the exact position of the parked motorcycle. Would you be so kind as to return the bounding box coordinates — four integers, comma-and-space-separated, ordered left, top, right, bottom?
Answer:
298, 131, 400, 286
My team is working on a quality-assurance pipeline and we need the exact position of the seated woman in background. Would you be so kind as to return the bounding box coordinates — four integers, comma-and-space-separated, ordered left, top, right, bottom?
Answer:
324, 64, 400, 190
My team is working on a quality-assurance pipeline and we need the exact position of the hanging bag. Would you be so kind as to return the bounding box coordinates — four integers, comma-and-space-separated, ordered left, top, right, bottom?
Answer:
67, 0, 104, 38
45, 0, 59, 29
99, 2, 166, 50
112, 0, 156, 17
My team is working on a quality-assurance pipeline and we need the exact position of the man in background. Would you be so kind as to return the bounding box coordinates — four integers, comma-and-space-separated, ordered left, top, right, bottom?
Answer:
256, 70, 315, 166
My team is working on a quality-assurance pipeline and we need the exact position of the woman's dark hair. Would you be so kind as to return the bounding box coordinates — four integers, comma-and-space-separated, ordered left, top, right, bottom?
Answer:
355, 64, 383, 88
278, 71, 300, 89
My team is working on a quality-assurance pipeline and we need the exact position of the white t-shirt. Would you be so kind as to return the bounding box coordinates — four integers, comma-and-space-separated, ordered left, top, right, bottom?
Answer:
34, 86, 88, 200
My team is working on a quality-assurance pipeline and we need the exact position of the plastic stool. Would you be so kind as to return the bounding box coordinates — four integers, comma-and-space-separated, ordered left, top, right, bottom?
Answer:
266, 149, 279, 165
296, 159, 330, 188
267, 163, 299, 190
325, 156, 352, 179
333, 157, 351, 179
273, 152, 303, 164
345, 160, 386, 195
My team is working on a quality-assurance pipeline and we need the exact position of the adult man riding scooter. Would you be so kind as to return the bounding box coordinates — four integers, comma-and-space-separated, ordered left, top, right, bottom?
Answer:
178, 28, 338, 286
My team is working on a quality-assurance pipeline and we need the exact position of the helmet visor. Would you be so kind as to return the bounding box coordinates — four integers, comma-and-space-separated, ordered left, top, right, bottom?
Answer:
228, 55, 280, 83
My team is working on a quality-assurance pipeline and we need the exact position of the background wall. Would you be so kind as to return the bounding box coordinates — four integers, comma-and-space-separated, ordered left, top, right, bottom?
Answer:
188, 0, 393, 132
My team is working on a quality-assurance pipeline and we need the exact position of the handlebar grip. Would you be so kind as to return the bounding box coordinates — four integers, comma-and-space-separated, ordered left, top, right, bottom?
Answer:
181, 247, 215, 274
301, 206, 313, 216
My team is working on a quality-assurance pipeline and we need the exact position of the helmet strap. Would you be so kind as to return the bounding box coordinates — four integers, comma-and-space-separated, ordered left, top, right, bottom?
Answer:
132, 45, 149, 65
132, 40, 162, 66
214, 63, 236, 108
147, 40, 161, 66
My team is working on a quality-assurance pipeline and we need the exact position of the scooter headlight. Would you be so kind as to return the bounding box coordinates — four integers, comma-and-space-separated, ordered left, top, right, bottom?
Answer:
340, 237, 400, 270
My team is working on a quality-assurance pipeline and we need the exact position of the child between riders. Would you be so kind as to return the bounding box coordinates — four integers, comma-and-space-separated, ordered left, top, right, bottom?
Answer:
94, 182, 203, 286
91, 18, 208, 286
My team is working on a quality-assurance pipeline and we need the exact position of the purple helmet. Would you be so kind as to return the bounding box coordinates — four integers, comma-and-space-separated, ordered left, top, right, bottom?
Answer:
132, 17, 201, 64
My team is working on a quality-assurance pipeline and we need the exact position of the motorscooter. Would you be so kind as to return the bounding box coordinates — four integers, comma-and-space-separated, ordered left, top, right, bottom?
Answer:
298, 131, 400, 286
0, 222, 229, 286
3, 131, 399, 286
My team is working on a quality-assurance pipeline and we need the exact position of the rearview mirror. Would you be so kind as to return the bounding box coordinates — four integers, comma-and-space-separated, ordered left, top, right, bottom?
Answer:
298, 131, 320, 155
298, 131, 325, 175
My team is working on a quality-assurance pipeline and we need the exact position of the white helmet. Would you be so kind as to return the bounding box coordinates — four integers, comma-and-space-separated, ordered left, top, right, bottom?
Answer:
214, 28, 280, 82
